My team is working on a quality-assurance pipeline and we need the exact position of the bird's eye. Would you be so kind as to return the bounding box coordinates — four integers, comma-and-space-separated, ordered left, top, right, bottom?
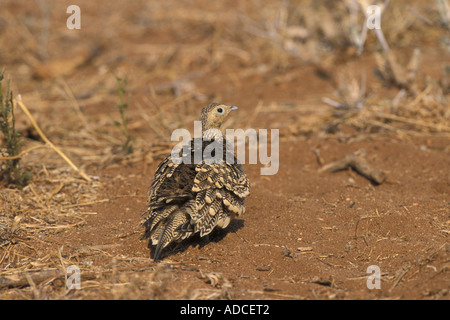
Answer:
216, 107, 224, 114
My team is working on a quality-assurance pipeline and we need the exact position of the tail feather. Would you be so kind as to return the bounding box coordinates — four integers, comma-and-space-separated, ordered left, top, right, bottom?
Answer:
141, 204, 178, 240
152, 210, 189, 261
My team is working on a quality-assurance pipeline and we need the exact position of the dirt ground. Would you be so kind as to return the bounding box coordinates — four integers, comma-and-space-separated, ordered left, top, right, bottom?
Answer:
0, 0, 449, 300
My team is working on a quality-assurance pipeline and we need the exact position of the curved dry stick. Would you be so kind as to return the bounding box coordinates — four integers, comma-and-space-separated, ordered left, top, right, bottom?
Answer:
0, 144, 48, 160
13, 96, 91, 182
319, 149, 386, 185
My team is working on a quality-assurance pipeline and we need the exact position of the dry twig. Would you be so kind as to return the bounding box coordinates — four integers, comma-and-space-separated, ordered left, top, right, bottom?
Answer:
13, 96, 91, 182
319, 149, 386, 185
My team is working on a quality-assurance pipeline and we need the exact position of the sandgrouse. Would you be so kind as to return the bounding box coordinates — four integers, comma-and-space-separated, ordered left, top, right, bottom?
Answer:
142, 103, 250, 261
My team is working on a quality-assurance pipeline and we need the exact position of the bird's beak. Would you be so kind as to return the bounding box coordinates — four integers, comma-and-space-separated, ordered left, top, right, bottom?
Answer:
230, 106, 238, 111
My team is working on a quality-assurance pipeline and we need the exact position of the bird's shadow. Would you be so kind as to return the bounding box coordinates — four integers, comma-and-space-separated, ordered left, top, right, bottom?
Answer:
148, 219, 245, 261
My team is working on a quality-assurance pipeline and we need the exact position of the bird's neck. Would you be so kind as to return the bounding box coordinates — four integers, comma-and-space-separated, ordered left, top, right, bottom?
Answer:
202, 126, 224, 140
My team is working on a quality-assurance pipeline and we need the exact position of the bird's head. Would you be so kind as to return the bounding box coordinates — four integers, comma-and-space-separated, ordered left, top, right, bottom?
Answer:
201, 103, 238, 133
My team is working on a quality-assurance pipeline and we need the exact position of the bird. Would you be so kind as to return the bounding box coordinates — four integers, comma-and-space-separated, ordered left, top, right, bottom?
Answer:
141, 103, 250, 261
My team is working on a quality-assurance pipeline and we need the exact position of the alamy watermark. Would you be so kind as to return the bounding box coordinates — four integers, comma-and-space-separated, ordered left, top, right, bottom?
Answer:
366, 265, 381, 289
65, 4, 382, 31
366, 5, 381, 30
66, 5, 81, 30
65, 265, 81, 290
170, 121, 279, 175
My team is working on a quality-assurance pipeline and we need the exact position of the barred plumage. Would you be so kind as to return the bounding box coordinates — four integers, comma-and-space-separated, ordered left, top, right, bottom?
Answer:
142, 103, 250, 261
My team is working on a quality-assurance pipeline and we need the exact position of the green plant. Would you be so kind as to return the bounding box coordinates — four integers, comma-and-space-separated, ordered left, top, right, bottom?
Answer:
113, 74, 134, 154
0, 72, 32, 188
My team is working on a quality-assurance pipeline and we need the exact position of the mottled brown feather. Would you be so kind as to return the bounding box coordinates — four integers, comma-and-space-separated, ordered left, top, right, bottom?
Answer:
141, 103, 250, 261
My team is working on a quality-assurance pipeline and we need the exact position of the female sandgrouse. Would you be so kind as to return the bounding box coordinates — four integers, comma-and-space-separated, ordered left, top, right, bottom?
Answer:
142, 103, 250, 261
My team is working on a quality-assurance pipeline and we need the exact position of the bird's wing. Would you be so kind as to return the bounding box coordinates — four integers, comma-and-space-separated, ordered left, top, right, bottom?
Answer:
148, 155, 180, 202
142, 138, 250, 257
142, 154, 196, 236
185, 159, 249, 237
